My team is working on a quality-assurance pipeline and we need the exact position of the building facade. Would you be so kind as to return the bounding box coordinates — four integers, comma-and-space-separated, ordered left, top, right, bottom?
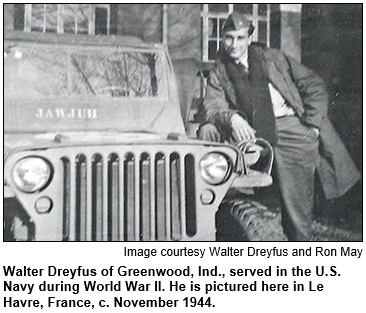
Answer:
4, 4, 303, 62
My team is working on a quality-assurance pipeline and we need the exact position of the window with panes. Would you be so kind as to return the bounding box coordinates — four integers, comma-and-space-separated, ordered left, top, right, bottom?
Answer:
13, 4, 111, 35
201, 4, 271, 61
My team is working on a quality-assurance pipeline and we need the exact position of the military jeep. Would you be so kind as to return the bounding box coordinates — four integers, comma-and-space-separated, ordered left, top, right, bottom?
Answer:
4, 32, 276, 241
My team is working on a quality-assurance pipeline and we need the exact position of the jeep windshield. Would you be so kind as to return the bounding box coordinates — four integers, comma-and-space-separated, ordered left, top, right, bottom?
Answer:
4, 36, 185, 135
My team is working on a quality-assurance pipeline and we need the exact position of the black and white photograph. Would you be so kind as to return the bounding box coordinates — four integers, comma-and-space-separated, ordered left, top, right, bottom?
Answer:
3, 4, 363, 242
1, 4, 365, 313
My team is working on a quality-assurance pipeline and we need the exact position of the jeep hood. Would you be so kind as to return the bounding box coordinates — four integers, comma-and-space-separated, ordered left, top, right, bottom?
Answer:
4, 131, 161, 151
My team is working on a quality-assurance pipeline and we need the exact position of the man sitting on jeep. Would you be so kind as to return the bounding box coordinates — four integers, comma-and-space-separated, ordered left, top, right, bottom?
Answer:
198, 12, 360, 241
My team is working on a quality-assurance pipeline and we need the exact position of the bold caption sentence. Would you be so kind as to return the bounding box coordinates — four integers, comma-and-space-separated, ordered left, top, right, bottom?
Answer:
2, 262, 347, 309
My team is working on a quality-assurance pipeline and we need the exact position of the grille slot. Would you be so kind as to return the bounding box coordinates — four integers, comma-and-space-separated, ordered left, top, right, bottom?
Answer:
185, 154, 197, 237
108, 154, 120, 241
170, 153, 181, 241
140, 153, 151, 241
62, 151, 196, 241
76, 154, 87, 241
155, 153, 166, 240
124, 153, 136, 240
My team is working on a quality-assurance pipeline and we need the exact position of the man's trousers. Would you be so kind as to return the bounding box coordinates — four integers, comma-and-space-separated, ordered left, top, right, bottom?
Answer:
274, 116, 320, 241
197, 116, 320, 241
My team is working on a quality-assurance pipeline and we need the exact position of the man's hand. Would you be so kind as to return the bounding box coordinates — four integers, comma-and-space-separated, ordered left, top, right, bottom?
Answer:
230, 113, 256, 142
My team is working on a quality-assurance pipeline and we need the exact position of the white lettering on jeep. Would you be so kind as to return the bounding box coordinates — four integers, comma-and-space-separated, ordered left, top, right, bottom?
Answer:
36, 108, 97, 119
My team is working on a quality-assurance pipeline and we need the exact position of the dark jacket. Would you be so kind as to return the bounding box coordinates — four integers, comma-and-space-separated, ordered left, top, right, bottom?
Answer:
203, 44, 360, 199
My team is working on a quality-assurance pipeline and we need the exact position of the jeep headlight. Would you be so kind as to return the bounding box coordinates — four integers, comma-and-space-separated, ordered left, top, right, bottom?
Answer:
199, 153, 231, 185
12, 157, 52, 193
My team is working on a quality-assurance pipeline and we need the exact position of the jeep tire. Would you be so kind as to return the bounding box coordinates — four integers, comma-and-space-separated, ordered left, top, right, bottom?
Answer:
216, 200, 287, 241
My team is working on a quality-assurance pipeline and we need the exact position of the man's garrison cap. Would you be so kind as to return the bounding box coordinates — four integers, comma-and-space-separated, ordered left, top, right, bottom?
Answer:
222, 12, 251, 32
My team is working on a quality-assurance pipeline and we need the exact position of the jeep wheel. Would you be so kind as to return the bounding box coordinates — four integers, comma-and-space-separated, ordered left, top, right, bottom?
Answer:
216, 200, 287, 241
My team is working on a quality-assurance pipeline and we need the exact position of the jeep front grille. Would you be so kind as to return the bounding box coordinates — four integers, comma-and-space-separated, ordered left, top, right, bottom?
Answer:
61, 151, 196, 241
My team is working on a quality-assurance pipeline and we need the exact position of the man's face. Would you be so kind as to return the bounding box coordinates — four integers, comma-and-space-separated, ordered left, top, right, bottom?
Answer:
223, 28, 252, 60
